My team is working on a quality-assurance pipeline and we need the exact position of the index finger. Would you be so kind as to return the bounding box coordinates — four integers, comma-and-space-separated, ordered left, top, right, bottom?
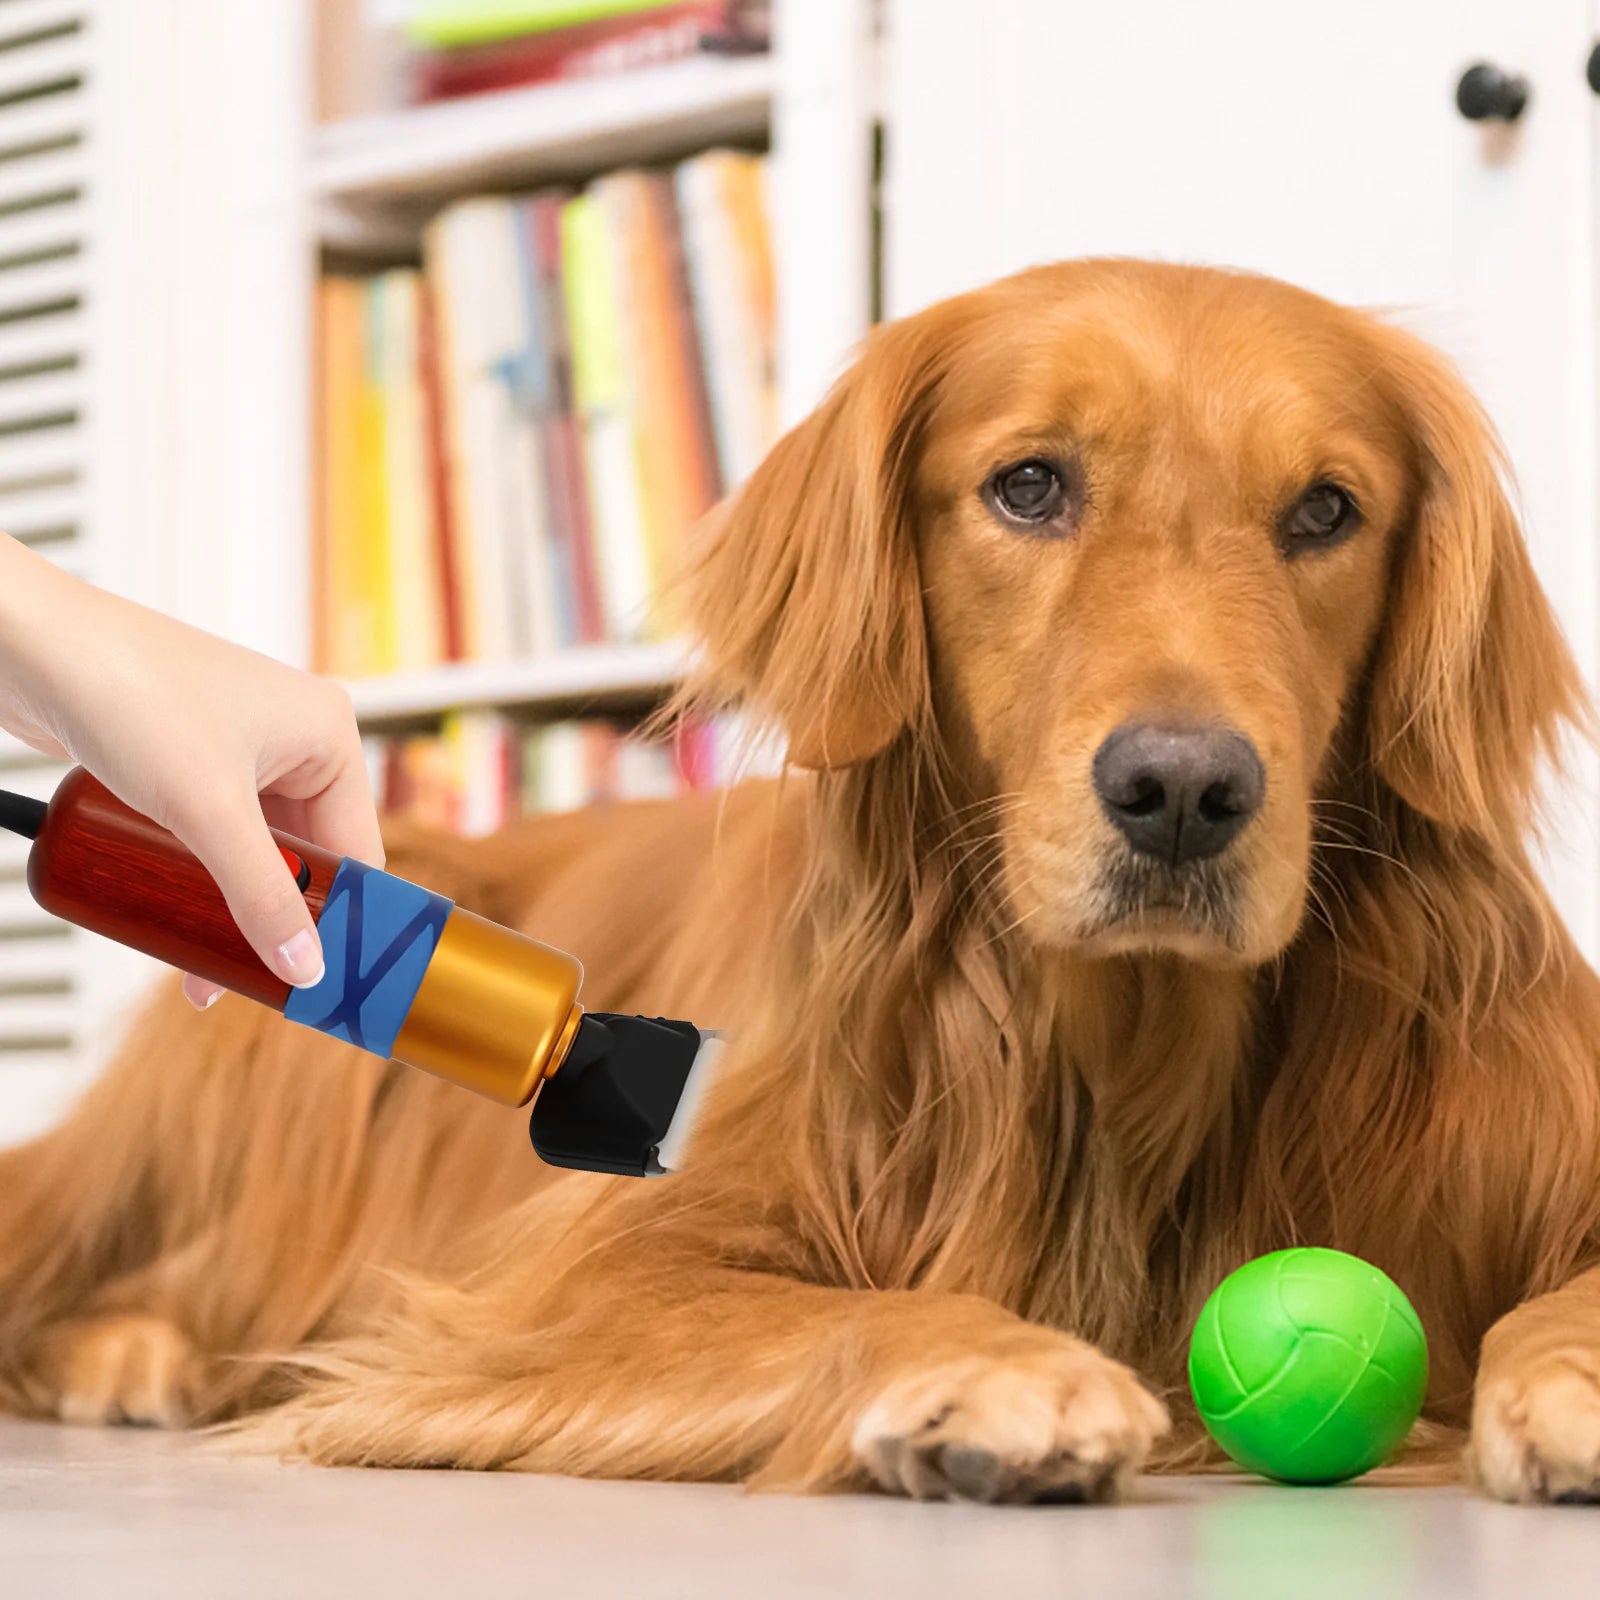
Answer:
286, 750, 386, 871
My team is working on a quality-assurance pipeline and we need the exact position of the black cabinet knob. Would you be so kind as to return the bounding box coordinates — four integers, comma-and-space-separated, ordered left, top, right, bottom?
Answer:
1456, 62, 1530, 121
1587, 42, 1600, 95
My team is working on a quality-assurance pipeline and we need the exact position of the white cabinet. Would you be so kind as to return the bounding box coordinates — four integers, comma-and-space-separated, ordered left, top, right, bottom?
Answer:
885, 0, 1600, 952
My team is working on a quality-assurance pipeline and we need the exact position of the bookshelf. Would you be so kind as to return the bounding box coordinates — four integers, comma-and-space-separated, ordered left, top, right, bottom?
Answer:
344, 639, 689, 729
313, 53, 777, 238
305, 0, 875, 735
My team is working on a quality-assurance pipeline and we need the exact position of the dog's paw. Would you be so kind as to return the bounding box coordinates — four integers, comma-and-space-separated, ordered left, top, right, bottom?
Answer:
851, 1341, 1169, 1504
1471, 1349, 1600, 1504
41, 1314, 204, 1430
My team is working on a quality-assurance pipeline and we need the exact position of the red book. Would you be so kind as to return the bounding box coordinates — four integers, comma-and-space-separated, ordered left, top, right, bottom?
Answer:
382, 741, 411, 816
416, 281, 466, 661
647, 173, 720, 516
500, 718, 519, 823
410, 2, 767, 103
672, 718, 715, 791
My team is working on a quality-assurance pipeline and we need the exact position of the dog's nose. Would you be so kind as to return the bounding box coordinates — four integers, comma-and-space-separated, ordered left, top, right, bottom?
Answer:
1091, 723, 1265, 865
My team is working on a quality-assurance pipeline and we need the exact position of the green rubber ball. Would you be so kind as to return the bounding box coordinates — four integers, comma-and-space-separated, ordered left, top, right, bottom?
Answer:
1188, 1247, 1428, 1484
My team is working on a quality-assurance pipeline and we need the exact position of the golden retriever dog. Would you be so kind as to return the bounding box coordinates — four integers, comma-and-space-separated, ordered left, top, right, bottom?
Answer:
1, 259, 1598, 1506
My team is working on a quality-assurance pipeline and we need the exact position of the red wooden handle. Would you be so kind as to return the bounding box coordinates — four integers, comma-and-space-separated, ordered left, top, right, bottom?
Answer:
26, 768, 342, 1008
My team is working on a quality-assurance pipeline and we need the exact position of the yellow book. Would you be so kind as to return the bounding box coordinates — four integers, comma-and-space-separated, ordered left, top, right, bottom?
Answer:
720, 153, 778, 458
357, 281, 399, 675
311, 282, 331, 674
318, 278, 366, 678
594, 173, 673, 601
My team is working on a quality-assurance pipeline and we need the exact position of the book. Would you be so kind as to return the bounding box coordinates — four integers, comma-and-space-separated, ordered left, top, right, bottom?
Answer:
495, 201, 563, 661
619, 170, 719, 613
426, 201, 535, 660
563, 188, 653, 640
506, 197, 573, 654
416, 281, 467, 660
676, 150, 773, 489
442, 710, 515, 835
615, 730, 681, 800
311, 279, 341, 674
431, 199, 579, 661
410, 2, 767, 102
357, 282, 399, 675
316, 278, 369, 677
528, 193, 607, 643
720, 151, 777, 453
407, 2, 691, 50
366, 710, 768, 829
525, 720, 592, 812
424, 204, 491, 661
377, 272, 446, 672
646, 169, 721, 600
598, 173, 671, 602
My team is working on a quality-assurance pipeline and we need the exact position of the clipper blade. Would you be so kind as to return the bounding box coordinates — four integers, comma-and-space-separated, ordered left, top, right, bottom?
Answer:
529, 1012, 723, 1177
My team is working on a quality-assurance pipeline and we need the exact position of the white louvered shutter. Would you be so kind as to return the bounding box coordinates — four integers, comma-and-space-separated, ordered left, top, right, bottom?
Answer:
0, 745, 78, 1138
0, 1, 104, 1140
0, 0, 314, 1144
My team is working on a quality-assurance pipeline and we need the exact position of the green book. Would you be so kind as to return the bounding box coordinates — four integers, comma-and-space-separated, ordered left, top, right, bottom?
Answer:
406, 1, 684, 49
561, 193, 622, 417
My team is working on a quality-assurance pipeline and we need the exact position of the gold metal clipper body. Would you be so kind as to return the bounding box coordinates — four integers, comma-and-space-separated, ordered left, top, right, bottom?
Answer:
394, 907, 586, 1106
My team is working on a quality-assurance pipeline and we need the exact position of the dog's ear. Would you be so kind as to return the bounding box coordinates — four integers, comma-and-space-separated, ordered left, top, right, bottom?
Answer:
685, 312, 949, 769
1367, 326, 1585, 839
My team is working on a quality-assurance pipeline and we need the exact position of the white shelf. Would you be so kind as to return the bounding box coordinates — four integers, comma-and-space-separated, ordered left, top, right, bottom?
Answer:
310, 53, 774, 241
344, 640, 689, 728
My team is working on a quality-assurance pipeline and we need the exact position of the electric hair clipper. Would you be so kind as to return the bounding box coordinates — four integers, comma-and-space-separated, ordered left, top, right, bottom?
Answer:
0, 768, 722, 1178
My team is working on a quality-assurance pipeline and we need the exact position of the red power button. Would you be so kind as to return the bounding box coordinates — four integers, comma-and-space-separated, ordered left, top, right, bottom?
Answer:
278, 846, 312, 892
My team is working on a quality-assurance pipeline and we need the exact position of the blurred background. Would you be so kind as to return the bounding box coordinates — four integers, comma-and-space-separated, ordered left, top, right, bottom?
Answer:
0, 0, 1594, 1140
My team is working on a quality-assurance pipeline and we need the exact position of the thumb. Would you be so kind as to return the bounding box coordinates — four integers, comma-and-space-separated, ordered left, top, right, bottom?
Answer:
177, 793, 326, 990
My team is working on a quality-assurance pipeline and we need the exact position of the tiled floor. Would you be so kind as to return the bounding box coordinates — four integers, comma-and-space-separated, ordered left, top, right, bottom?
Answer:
2, 1417, 1598, 1598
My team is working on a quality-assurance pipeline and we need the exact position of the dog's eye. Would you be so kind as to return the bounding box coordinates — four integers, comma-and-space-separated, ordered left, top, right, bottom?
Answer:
985, 459, 1070, 528
1282, 482, 1359, 553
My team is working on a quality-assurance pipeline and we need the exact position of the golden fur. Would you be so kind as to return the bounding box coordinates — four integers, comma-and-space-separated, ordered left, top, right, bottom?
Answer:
2, 259, 1599, 1504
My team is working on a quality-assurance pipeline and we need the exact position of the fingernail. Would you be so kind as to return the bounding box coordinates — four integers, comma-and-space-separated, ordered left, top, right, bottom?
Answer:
274, 928, 325, 989
182, 975, 224, 1011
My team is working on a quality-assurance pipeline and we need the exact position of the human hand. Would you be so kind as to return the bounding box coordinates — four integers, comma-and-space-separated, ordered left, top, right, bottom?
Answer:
0, 537, 383, 1007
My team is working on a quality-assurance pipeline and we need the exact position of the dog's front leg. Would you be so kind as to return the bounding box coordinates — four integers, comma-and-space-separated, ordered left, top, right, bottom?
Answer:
255, 1262, 1168, 1502
1470, 1263, 1600, 1503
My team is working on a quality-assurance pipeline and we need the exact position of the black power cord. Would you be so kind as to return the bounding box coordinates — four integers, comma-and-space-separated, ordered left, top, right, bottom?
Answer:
0, 787, 46, 840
